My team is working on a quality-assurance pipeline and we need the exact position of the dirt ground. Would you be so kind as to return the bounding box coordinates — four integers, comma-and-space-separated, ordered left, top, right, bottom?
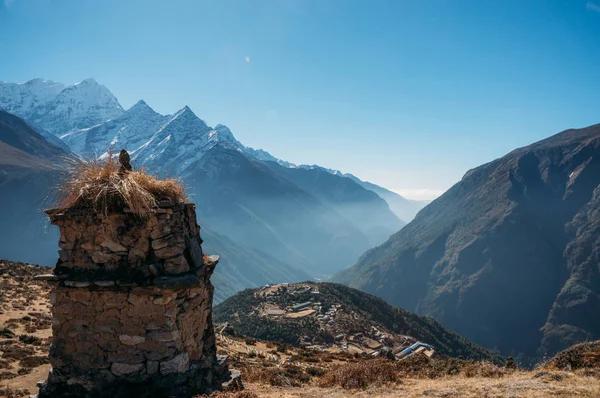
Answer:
241, 373, 600, 398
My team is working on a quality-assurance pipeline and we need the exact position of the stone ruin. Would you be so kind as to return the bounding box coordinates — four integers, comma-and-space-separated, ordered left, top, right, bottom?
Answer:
36, 199, 230, 397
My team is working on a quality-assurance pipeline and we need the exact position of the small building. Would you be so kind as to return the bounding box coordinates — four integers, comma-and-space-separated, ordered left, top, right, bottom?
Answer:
292, 301, 312, 312
266, 309, 286, 317
363, 338, 383, 351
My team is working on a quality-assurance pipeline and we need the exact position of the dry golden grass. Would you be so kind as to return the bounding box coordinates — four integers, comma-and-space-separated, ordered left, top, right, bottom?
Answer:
318, 359, 400, 389
244, 371, 600, 398
53, 155, 186, 217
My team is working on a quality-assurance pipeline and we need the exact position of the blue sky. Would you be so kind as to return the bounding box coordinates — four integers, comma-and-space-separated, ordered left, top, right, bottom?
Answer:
1, 0, 599, 199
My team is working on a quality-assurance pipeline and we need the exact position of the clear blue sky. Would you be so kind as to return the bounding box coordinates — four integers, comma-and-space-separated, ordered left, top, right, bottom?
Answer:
1, 0, 599, 199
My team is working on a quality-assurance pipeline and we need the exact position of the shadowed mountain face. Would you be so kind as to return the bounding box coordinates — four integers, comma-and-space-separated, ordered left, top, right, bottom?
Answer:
186, 145, 373, 276
202, 228, 312, 304
336, 123, 600, 361
0, 110, 67, 265
262, 162, 404, 247
0, 109, 67, 163
344, 174, 428, 222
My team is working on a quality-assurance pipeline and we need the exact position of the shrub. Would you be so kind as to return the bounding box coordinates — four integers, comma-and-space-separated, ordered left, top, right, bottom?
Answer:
0, 328, 15, 339
545, 341, 600, 371
18, 335, 41, 346
318, 359, 400, 389
461, 361, 506, 378
505, 356, 518, 369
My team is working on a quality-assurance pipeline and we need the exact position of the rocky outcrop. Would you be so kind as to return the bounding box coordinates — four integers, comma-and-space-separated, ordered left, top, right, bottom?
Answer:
37, 202, 229, 397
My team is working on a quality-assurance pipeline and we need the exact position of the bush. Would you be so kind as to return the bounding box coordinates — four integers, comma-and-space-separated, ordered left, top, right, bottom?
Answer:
505, 356, 518, 369
319, 359, 400, 389
18, 335, 41, 346
0, 328, 15, 338
461, 361, 506, 378
545, 341, 600, 371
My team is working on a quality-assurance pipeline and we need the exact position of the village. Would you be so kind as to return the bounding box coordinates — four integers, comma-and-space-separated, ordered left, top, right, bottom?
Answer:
253, 283, 435, 360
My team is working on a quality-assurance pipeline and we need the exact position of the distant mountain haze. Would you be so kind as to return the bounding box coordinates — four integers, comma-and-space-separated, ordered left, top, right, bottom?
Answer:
0, 113, 310, 300
336, 122, 600, 361
0, 78, 421, 298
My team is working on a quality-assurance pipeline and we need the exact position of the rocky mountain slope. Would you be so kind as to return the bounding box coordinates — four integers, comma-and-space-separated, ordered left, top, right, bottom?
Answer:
336, 122, 600, 362
0, 110, 69, 265
214, 282, 501, 362
186, 145, 373, 275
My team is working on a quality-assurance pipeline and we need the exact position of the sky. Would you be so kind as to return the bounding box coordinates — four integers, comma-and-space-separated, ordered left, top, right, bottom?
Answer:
1, 0, 600, 200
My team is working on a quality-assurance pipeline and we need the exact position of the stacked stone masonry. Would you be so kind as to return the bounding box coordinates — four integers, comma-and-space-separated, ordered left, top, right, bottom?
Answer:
37, 202, 229, 398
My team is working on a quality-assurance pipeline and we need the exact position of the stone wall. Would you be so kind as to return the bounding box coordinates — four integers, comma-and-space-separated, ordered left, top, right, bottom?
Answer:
37, 202, 228, 397
48, 202, 204, 282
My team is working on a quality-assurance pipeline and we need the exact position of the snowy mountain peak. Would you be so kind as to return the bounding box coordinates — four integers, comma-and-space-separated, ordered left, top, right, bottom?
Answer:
212, 124, 239, 144
25, 78, 65, 88
74, 77, 99, 86
0, 79, 65, 121
0, 78, 124, 136
41, 79, 124, 135
127, 99, 156, 115
168, 105, 209, 128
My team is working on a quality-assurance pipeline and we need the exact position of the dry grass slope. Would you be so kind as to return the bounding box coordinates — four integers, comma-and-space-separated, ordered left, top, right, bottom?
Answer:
2, 261, 600, 398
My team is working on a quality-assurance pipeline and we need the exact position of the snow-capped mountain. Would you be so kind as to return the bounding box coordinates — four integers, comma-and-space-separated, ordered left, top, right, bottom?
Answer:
0, 78, 66, 118
0, 78, 423, 283
61, 98, 288, 176
61, 99, 169, 156
0, 78, 423, 222
0, 78, 124, 136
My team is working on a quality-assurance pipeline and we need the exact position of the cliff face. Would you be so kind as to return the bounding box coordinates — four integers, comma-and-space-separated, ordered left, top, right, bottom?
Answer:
336, 123, 600, 360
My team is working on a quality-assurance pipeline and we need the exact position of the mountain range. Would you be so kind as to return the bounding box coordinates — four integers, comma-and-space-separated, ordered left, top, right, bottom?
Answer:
0, 78, 423, 298
336, 122, 600, 361
1, 77, 599, 361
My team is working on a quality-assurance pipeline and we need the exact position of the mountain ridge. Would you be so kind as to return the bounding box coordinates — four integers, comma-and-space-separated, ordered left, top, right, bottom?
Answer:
335, 122, 600, 362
